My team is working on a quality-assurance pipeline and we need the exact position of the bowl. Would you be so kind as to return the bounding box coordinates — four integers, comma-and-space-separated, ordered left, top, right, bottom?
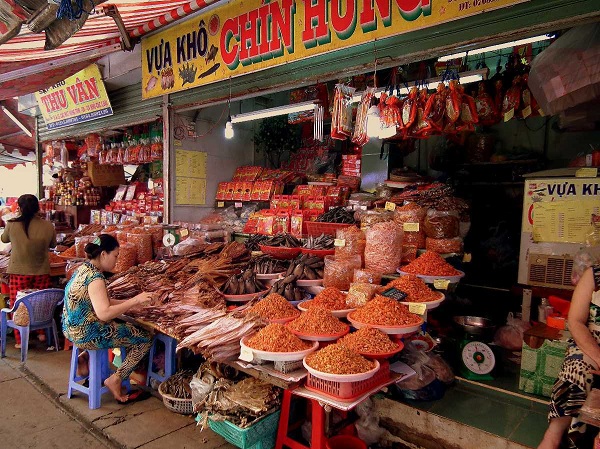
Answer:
453, 316, 496, 336
288, 324, 350, 342
259, 245, 302, 260
300, 248, 335, 257
358, 340, 404, 360
256, 272, 285, 280
222, 289, 270, 303
240, 335, 318, 362
397, 269, 465, 284
298, 300, 355, 319
303, 357, 380, 382
296, 279, 324, 287
347, 311, 424, 335
400, 292, 445, 310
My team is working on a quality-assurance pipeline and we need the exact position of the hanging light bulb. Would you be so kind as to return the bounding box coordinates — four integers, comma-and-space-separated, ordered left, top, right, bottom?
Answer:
366, 104, 381, 138
224, 76, 234, 139
224, 116, 234, 139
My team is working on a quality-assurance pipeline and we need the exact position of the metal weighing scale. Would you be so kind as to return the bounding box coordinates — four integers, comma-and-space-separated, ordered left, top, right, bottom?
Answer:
453, 316, 497, 381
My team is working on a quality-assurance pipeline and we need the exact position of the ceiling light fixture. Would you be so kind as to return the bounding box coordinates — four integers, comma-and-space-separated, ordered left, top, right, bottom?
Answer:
1, 105, 32, 138
230, 100, 316, 124
438, 34, 553, 62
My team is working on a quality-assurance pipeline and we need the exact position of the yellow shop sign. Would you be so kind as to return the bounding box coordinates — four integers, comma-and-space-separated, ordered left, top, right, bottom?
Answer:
35, 64, 113, 130
142, 0, 528, 99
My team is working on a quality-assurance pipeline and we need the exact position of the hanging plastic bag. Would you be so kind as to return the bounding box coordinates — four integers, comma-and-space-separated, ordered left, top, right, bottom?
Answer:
493, 312, 531, 351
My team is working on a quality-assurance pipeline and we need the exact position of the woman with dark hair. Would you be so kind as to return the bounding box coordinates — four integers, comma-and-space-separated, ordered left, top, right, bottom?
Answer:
1, 194, 56, 348
62, 234, 153, 403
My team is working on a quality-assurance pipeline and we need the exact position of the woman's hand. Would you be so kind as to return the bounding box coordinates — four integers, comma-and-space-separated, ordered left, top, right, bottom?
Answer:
133, 292, 153, 307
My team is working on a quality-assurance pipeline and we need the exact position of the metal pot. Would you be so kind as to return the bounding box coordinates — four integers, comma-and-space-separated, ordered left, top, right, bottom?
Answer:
453, 316, 496, 337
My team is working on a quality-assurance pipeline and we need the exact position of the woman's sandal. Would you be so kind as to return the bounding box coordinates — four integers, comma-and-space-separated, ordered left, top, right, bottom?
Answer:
116, 390, 151, 405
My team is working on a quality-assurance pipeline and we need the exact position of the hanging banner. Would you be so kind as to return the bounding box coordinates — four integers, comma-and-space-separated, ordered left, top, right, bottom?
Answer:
141, 0, 528, 99
35, 64, 113, 130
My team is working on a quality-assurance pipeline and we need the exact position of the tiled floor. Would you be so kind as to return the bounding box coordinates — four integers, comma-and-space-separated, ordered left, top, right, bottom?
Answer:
402, 371, 549, 448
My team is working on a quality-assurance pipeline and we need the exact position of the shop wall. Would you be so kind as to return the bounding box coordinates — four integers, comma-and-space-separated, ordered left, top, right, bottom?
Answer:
170, 103, 256, 222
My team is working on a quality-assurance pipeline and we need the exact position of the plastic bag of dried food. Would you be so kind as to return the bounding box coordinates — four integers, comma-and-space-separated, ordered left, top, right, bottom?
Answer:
424, 353, 455, 384
423, 209, 459, 239
335, 226, 366, 261
127, 233, 153, 264
113, 243, 137, 273
357, 209, 393, 230
394, 202, 426, 248
323, 255, 361, 291
346, 282, 379, 308
493, 312, 530, 351
425, 237, 463, 254
353, 269, 381, 285
364, 221, 403, 275
75, 236, 96, 258
173, 238, 205, 256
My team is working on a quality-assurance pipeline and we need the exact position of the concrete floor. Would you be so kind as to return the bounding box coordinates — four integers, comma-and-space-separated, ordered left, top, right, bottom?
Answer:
0, 339, 235, 449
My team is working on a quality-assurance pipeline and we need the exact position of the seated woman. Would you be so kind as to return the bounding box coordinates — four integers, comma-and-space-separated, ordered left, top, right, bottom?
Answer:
538, 262, 600, 449
62, 234, 153, 403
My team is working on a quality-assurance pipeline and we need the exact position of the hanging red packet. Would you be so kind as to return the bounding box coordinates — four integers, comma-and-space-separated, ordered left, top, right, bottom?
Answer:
457, 84, 479, 132
502, 76, 521, 122
424, 83, 447, 133
494, 80, 504, 121
445, 80, 462, 124
401, 87, 419, 137
475, 83, 498, 126
411, 88, 432, 138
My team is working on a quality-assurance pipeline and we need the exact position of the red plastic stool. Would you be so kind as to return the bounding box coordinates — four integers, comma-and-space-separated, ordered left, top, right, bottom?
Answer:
64, 339, 73, 351
275, 389, 327, 449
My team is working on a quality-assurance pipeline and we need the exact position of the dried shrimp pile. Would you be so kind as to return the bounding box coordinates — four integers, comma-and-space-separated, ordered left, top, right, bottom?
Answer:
402, 251, 461, 276
308, 287, 347, 310
247, 324, 312, 352
305, 344, 375, 375
248, 294, 300, 320
351, 295, 421, 327
384, 275, 439, 302
287, 307, 347, 335
339, 327, 400, 354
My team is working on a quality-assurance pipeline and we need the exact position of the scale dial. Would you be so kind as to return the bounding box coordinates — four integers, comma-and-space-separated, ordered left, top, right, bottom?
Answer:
461, 341, 495, 375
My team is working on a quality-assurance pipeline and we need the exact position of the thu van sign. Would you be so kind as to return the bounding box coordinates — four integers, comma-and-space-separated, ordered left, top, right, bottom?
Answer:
35, 64, 113, 130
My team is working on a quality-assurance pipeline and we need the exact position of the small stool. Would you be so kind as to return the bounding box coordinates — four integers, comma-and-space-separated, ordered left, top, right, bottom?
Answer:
147, 333, 177, 387
64, 339, 73, 351
67, 346, 131, 409
275, 389, 327, 449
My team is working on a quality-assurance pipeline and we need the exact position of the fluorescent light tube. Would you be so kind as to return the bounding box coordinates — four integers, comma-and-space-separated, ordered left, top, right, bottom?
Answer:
438, 34, 552, 62
1, 105, 32, 138
231, 100, 316, 124
351, 69, 486, 103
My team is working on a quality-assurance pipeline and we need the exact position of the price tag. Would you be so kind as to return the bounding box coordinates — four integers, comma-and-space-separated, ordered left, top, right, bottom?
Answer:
239, 346, 254, 362
538, 108, 545, 117
234, 202, 243, 208
433, 279, 451, 290
217, 201, 225, 208
521, 105, 532, 118
504, 108, 514, 122
408, 303, 427, 315
180, 228, 189, 238
576, 168, 598, 178
381, 287, 407, 301
462, 253, 472, 263
403, 222, 420, 232
334, 238, 346, 247
385, 202, 396, 211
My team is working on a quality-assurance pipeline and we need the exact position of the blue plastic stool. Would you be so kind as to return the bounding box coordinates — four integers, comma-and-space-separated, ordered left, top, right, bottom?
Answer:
146, 333, 177, 387
67, 347, 131, 409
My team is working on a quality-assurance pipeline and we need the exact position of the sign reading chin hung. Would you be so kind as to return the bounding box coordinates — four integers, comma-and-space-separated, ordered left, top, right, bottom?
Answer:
141, 0, 527, 99
35, 64, 113, 130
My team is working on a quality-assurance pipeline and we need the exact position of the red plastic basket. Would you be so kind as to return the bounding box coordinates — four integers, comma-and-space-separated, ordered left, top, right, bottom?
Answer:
305, 222, 355, 237
304, 361, 390, 401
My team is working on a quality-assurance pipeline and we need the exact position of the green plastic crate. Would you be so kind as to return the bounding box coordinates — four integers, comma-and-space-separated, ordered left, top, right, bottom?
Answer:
208, 410, 281, 449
